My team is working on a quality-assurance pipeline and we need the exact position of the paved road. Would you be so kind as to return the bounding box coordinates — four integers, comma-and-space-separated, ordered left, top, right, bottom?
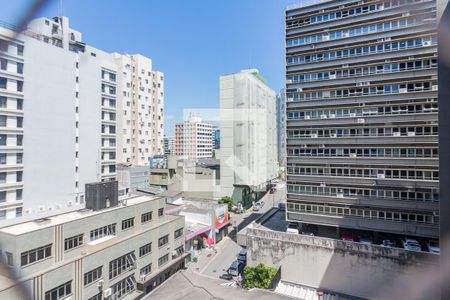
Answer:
201, 237, 242, 278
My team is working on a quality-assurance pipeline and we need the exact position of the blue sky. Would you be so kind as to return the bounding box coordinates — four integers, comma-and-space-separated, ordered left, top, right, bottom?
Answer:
1, 0, 300, 135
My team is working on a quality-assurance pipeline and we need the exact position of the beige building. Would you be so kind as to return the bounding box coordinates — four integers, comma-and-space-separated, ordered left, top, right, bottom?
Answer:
0, 194, 187, 300
174, 117, 214, 159
114, 54, 165, 166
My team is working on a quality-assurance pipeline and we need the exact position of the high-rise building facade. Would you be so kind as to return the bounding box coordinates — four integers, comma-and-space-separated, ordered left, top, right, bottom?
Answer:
220, 69, 278, 206
212, 128, 220, 150
174, 117, 213, 159
114, 54, 165, 166
0, 16, 164, 218
285, 0, 439, 239
164, 135, 175, 155
276, 89, 286, 166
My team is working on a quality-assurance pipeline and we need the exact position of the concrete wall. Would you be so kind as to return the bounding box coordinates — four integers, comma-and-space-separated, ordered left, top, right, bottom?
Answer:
245, 228, 439, 299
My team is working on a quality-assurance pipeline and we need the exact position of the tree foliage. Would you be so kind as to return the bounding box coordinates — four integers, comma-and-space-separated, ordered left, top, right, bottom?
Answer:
218, 196, 234, 211
243, 263, 278, 289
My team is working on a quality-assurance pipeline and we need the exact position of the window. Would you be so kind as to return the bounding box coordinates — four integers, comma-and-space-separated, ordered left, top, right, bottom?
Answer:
158, 234, 169, 247
0, 58, 6, 70
0, 115, 6, 127
139, 243, 152, 257
111, 275, 136, 299
90, 223, 116, 241
0, 172, 6, 184
174, 228, 183, 239
21, 244, 52, 266
17, 62, 23, 74
64, 234, 83, 251
140, 263, 152, 277
16, 189, 22, 200
44, 281, 71, 300
141, 211, 152, 223
15, 207, 22, 217
16, 153, 23, 164
6, 252, 13, 266
121, 217, 134, 230
0, 134, 5, 146
0, 96, 6, 108
17, 81, 23, 92
84, 266, 102, 286
109, 252, 136, 279
88, 293, 102, 300
0, 191, 5, 203
16, 171, 22, 182
0, 210, 5, 220
158, 208, 164, 217
174, 245, 184, 258
158, 254, 169, 267
0, 153, 6, 164
0, 77, 6, 89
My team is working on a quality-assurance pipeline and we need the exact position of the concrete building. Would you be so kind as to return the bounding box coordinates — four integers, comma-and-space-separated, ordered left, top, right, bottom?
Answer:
285, 0, 440, 239
163, 136, 174, 156
0, 194, 187, 299
117, 164, 150, 196
220, 69, 278, 207
276, 89, 286, 167
114, 53, 165, 166
0, 16, 164, 219
174, 117, 214, 159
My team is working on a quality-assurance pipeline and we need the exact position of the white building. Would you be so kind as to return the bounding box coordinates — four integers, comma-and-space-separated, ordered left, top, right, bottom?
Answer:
0, 16, 164, 219
114, 54, 165, 166
164, 136, 175, 155
0, 194, 187, 299
220, 69, 278, 207
174, 117, 214, 159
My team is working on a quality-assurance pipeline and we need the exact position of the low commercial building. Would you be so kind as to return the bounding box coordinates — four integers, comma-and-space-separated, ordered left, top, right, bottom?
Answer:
166, 197, 230, 256
0, 194, 187, 300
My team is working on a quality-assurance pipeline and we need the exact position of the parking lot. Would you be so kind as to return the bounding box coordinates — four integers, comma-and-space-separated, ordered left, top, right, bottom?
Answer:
259, 208, 439, 254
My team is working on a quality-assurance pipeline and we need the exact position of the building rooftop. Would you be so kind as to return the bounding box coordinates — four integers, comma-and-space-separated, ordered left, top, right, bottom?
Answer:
0, 195, 161, 235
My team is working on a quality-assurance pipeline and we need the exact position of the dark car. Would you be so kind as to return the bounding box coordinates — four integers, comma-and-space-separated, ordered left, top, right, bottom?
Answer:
237, 248, 247, 263
228, 260, 244, 276
219, 273, 233, 280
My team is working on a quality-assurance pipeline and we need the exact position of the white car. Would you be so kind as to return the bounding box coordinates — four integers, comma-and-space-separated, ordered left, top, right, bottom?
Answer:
427, 240, 440, 254
256, 199, 265, 207
401, 238, 422, 252
286, 223, 299, 234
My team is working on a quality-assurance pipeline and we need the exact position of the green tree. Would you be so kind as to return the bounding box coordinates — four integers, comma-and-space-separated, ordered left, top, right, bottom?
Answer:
218, 196, 234, 211
243, 263, 278, 289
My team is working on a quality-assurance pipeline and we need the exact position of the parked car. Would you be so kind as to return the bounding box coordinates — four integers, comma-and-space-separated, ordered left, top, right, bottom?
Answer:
256, 199, 265, 207
286, 223, 299, 234
228, 260, 244, 276
359, 237, 373, 245
427, 240, 440, 254
401, 237, 422, 252
301, 231, 315, 236
341, 235, 354, 242
269, 188, 276, 194
381, 239, 396, 247
252, 205, 260, 211
237, 248, 247, 263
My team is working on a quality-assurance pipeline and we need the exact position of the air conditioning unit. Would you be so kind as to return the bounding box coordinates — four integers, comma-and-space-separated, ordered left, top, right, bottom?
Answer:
305, 115, 311, 120
357, 118, 365, 124
39, 206, 45, 211
399, 88, 407, 93
342, 64, 349, 68
68, 201, 72, 207
343, 32, 349, 37
320, 114, 327, 119
423, 41, 431, 46
377, 174, 385, 179
140, 274, 146, 283
329, 114, 336, 118
337, 193, 344, 198
408, 132, 416, 136
104, 288, 112, 298
97, 279, 104, 288
330, 133, 337, 138
349, 113, 356, 117
393, 132, 401, 137
311, 134, 318, 138
350, 153, 357, 158
329, 74, 336, 79
403, 12, 410, 17
323, 35, 330, 41
432, 85, 438, 91
297, 88, 303, 92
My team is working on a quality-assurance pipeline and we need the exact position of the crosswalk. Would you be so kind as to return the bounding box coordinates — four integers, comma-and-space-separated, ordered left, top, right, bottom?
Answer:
275, 281, 339, 300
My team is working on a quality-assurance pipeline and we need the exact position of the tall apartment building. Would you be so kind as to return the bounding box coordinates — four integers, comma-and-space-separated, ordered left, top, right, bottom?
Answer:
285, 0, 440, 239
164, 136, 175, 155
212, 128, 220, 150
276, 89, 286, 166
220, 69, 278, 207
114, 54, 165, 166
0, 194, 187, 299
174, 117, 214, 159
0, 16, 164, 219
